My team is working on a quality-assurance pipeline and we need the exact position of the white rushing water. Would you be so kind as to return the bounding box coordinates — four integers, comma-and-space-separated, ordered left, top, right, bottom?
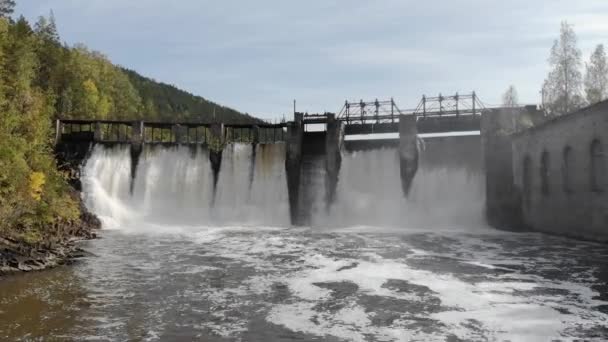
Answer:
314, 147, 485, 229
72, 141, 608, 342
83, 140, 485, 231
82, 143, 290, 229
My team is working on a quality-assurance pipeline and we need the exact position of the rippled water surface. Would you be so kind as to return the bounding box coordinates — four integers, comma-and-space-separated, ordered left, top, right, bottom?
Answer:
1, 227, 607, 341
3, 142, 606, 341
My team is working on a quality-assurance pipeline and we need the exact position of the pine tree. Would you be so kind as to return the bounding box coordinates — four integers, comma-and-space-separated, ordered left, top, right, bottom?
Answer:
584, 44, 608, 105
34, 11, 60, 43
0, 0, 15, 18
543, 21, 584, 115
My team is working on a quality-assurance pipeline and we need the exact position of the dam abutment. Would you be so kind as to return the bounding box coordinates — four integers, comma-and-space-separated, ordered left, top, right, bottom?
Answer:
399, 114, 419, 196
285, 113, 304, 225
481, 109, 524, 230
325, 113, 343, 211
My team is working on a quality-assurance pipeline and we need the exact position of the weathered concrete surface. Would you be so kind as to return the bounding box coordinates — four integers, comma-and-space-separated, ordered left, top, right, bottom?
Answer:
299, 132, 326, 226
172, 124, 188, 144
481, 109, 524, 231
325, 114, 344, 210
54, 130, 94, 191
399, 114, 419, 196
511, 101, 608, 241
208, 123, 225, 203
93, 122, 102, 142
129, 121, 144, 194
285, 114, 304, 225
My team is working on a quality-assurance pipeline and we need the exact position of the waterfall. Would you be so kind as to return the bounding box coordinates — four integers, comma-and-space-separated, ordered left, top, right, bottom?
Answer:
82, 143, 290, 229
315, 147, 485, 228
82, 136, 485, 230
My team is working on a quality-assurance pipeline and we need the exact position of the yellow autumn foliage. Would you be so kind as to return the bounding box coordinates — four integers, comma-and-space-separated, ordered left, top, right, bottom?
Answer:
29, 172, 46, 201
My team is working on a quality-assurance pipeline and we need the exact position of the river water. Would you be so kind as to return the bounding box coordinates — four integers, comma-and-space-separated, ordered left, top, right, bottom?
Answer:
1, 143, 607, 341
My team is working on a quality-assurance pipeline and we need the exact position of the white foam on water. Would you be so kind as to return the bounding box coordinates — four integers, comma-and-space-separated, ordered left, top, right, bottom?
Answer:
265, 249, 607, 341
150, 226, 606, 341
78, 143, 608, 341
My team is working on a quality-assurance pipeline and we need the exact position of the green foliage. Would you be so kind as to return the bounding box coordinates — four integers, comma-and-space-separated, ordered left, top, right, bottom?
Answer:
0, 15, 80, 243
123, 68, 262, 124
0, 0, 15, 18
0, 9, 258, 243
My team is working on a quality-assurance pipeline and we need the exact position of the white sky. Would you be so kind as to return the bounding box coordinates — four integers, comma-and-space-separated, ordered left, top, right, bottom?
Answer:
17, 0, 608, 120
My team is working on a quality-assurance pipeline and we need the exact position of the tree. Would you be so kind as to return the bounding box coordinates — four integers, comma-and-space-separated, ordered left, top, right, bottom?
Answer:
502, 85, 519, 108
584, 44, 608, 105
0, 0, 15, 18
543, 21, 584, 115
34, 11, 60, 43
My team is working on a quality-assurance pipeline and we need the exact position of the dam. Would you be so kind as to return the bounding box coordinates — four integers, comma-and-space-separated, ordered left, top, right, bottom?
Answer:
3, 97, 606, 341
54, 93, 485, 227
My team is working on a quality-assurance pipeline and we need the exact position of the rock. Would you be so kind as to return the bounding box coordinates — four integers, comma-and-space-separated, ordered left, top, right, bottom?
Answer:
0, 187, 101, 277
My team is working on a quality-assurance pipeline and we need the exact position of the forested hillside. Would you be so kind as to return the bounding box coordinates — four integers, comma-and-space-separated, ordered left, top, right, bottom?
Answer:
0, 3, 258, 245
0, 13, 80, 243
124, 69, 261, 124
7, 10, 256, 124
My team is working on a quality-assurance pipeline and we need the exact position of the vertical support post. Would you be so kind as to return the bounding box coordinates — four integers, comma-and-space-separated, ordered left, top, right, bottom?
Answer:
455, 92, 460, 117
391, 98, 395, 123
472, 91, 477, 115
325, 113, 343, 212
129, 121, 144, 194
209, 123, 224, 147
285, 112, 304, 225
422, 95, 426, 117
345, 101, 350, 125
438, 93, 443, 116
208, 122, 225, 204
252, 125, 260, 144
399, 114, 419, 196
93, 122, 102, 142
360, 100, 365, 124
374, 99, 379, 124
54, 119, 62, 145
172, 124, 187, 144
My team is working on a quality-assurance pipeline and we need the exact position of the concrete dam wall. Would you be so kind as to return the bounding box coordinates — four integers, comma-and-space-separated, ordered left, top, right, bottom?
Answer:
79, 134, 485, 230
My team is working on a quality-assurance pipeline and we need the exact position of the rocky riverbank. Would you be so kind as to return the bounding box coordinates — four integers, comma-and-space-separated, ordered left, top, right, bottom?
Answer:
0, 201, 100, 276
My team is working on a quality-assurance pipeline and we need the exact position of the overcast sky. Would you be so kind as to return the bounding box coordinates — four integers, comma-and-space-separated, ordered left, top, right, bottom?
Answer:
16, 0, 608, 119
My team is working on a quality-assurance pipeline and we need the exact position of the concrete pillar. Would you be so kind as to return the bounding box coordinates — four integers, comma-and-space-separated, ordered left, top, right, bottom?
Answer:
129, 121, 144, 194
325, 113, 343, 210
248, 125, 260, 191
251, 125, 260, 144
93, 122, 102, 142
131, 121, 144, 146
285, 113, 304, 225
481, 109, 524, 230
208, 123, 225, 204
399, 114, 419, 196
172, 124, 188, 144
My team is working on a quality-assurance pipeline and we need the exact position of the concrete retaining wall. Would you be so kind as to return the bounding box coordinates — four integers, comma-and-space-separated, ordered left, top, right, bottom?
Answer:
511, 101, 608, 241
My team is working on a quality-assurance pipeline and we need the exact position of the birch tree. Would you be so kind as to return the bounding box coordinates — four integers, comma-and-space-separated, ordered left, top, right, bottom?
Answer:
543, 21, 584, 115
502, 85, 519, 108
584, 44, 608, 105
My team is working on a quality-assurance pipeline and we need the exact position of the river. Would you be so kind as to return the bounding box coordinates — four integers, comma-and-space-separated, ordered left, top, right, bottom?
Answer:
0, 143, 606, 341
